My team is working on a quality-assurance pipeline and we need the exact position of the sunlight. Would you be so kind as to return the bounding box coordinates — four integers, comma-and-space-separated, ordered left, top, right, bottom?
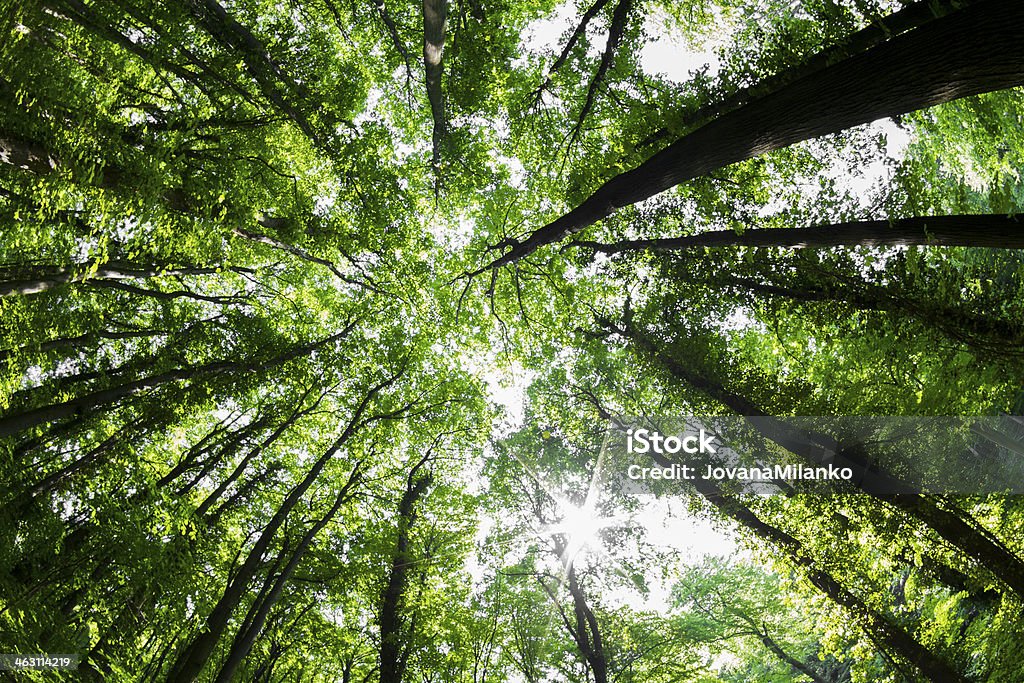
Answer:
559, 502, 607, 551
544, 498, 620, 566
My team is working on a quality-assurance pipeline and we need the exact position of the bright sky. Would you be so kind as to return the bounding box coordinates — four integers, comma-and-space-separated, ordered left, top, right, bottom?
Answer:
522, 2, 723, 83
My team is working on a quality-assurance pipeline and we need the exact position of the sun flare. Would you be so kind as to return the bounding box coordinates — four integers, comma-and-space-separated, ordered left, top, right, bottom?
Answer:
544, 500, 620, 565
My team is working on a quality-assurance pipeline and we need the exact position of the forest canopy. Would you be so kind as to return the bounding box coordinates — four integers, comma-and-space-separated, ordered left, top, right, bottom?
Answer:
2, 0, 1024, 681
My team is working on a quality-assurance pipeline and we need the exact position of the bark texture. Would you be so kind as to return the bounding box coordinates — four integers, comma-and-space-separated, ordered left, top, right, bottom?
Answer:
423, 0, 447, 171
573, 214, 1024, 253
379, 462, 433, 683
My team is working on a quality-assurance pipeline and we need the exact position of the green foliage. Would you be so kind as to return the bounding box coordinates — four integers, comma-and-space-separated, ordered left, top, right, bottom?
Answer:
2, 0, 1024, 681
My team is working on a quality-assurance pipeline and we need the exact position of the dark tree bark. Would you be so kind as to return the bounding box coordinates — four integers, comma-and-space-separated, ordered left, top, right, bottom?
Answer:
0, 135, 57, 175
686, 474, 968, 683
564, 564, 608, 683
477, 0, 1024, 273
368, 0, 414, 87
192, 392, 321, 516
634, 0, 977, 151
42, 0, 234, 106
181, 0, 328, 148
423, 0, 447, 174
20, 409, 163, 501
203, 462, 288, 527
157, 411, 258, 490
572, 214, 1024, 253
0, 361, 233, 440
713, 271, 1024, 354
567, 0, 633, 149
738, 616, 828, 683
529, 531, 608, 683
0, 326, 196, 364
379, 456, 434, 683
0, 263, 239, 298
0, 322, 356, 439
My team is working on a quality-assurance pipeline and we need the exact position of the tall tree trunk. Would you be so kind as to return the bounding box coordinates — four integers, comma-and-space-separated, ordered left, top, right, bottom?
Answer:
0, 361, 233, 439
664, 452, 968, 683
193, 395, 320, 518
530, 0, 613, 105
566, 564, 608, 683
423, 0, 447, 177
0, 135, 57, 174
479, 0, 1024, 272
370, 0, 414, 87
203, 463, 286, 527
567, 0, 633, 149
380, 459, 434, 683
538, 534, 608, 683
738, 616, 828, 683
43, 0, 240, 106
0, 323, 355, 439
0, 264, 232, 298
634, 0, 977, 150
181, 0, 327, 148
0, 326, 189, 364
573, 214, 1024, 253
157, 411, 260, 490
714, 271, 1024, 354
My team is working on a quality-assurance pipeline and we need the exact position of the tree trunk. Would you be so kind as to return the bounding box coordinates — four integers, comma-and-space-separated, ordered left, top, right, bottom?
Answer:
480, 0, 1024, 271
670, 455, 968, 683
181, 0, 326, 148
713, 271, 1024, 353
567, 0, 633, 148
44, 0, 238, 106
380, 457, 434, 683
423, 0, 447, 174
530, 0, 613, 105
0, 264, 229, 298
573, 214, 1024, 253
156, 412, 256, 490
370, 0, 414, 86
192, 401, 315, 517
0, 361, 233, 439
167, 372, 399, 682
0, 323, 355, 440
0, 327, 181, 364
566, 564, 608, 683
634, 0, 977, 151
0, 135, 57, 175
742, 618, 828, 683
